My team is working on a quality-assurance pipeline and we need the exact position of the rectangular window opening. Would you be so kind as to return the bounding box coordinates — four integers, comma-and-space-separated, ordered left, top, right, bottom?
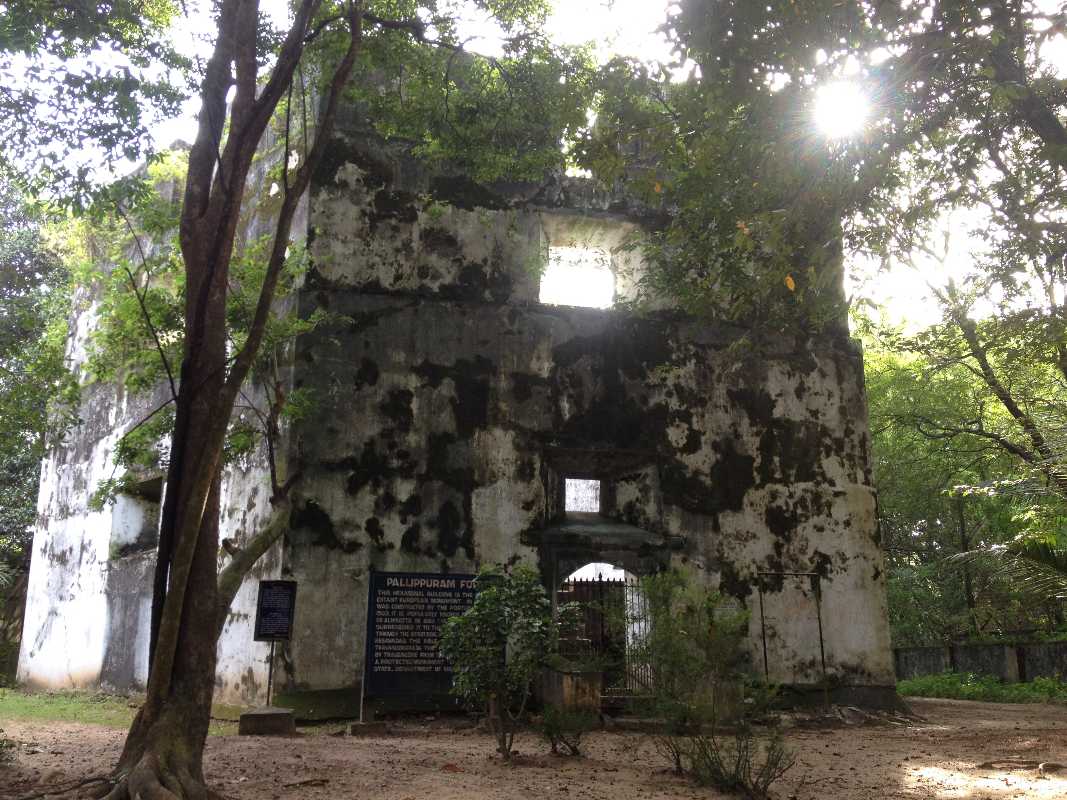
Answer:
565, 478, 601, 513
109, 477, 163, 559
539, 247, 614, 309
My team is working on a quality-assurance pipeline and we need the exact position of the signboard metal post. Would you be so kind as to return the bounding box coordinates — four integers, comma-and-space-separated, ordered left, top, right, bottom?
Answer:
266, 641, 276, 707
359, 569, 373, 723
253, 580, 297, 708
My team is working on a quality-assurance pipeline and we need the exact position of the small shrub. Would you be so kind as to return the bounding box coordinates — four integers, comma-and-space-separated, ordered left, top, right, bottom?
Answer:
440, 566, 555, 760
627, 571, 749, 772
687, 723, 796, 799
627, 570, 796, 797
540, 705, 599, 756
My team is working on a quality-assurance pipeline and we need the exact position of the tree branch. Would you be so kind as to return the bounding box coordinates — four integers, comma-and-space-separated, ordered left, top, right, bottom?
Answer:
955, 314, 1060, 467
223, 1, 363, 402
116, 200, 177, 401
215, 495, 292, 637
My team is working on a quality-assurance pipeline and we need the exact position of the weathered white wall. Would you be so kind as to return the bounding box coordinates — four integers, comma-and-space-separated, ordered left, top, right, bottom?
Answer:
18, 293, 159, 690
213, 456, 286, 706
274, 136, 895, 700
18, 346, 283, 703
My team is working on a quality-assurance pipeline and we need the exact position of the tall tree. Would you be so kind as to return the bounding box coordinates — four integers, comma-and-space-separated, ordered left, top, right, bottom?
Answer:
28, 2, 591, 797
865, 345, 1064, 641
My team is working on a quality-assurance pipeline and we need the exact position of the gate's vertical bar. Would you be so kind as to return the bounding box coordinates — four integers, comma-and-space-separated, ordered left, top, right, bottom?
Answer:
598, 574, 605, 655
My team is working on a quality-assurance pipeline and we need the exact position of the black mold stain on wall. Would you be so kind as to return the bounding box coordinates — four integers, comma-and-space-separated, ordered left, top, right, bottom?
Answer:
272, 138, 891, 694
99, 553, 154, 691
290, 499, 362, 553
413, 357, 495, 438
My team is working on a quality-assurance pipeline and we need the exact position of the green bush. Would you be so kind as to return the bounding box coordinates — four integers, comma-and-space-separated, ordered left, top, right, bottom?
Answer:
0, 639, 18, 687
626, 571, 749, 771
625, 570, 795, 798
539, 705, 599, 756
440, 566, 556, 760
898, 672, 1067, 703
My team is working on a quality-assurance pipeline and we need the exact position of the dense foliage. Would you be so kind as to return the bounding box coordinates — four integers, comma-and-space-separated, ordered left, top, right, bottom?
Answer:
867, 344, 1067, 643
0, 178, 72, 583
0, 0, 187, 206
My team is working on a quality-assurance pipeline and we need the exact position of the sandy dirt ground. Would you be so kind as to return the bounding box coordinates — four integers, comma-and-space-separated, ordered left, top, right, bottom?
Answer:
3, 698, 1067, 799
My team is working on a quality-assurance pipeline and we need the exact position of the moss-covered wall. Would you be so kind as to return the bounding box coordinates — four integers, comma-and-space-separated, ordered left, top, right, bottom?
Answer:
18, 125, 894, 709
277, 133, 893, 698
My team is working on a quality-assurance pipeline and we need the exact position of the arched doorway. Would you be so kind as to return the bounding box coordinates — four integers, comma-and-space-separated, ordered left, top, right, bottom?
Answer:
557, 561, 650, 707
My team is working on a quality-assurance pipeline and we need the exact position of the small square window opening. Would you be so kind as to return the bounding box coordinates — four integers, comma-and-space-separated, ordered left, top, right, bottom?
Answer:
564, 478, 601, 513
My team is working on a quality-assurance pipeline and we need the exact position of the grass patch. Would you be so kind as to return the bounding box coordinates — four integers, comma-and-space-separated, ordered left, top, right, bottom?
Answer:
0, 689, 137, 728
0, 689, 239, 735
898, 672, 1067, 703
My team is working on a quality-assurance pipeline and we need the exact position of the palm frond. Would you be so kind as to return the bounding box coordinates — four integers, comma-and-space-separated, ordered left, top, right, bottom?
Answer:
950, 541, 1067, 600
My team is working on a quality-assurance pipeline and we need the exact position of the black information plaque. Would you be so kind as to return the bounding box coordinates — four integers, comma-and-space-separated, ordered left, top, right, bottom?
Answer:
363, 571, 476, 698
253, 580, 297, 642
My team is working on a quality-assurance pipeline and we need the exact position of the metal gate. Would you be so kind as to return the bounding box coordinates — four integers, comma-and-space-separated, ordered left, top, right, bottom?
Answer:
557, 576, 652, 703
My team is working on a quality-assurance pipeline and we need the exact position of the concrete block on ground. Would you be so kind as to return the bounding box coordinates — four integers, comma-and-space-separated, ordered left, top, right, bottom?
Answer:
238, 706, 296, 736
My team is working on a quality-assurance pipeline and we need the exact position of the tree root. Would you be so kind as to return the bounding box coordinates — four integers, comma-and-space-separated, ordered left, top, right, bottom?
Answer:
98, 752, 212, 800
12, 775, 111, 800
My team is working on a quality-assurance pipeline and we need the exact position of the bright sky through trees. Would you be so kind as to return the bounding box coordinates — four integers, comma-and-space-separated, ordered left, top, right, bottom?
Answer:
814, 82, 869, 139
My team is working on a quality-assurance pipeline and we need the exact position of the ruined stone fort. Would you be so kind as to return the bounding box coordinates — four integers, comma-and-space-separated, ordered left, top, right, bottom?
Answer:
18, 114, 895, 709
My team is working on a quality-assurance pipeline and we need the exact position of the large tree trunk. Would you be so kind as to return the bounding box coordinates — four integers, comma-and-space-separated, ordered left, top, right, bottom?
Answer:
105, 234, 230, 799
112, 480, 222, 800
96, 3, 364, 797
